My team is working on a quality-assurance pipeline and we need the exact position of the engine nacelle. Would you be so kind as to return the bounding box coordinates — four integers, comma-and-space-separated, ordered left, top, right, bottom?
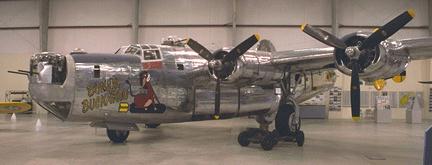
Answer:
335, 32, 410, 82
210, 50, 282, 86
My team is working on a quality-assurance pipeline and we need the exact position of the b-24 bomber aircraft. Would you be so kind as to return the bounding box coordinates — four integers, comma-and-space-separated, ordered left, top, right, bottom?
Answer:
12, 10, 432, 150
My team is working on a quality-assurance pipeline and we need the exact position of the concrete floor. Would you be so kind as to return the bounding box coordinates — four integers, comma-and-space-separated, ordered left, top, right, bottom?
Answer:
0, 114, 429, 165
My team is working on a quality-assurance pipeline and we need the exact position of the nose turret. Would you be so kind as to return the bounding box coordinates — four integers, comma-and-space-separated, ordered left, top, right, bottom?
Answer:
29, 52, 74, 120
30, 52, 67, 85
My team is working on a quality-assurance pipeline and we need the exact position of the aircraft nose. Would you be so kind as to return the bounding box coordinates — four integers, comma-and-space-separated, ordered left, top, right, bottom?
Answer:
28, 52, 74, 121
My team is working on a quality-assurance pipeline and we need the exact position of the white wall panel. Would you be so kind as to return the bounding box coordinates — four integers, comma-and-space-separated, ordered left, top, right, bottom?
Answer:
236, 27, 331, 50
0, 30, 39, 54
339, 0, 428, 26
48, 28, 131, 54
140, 27, 231, 49
0, 0, 38, 27
140, 0, 232, 25
49, 0, 133, 26
0, 54, 33, 101
237, 0, 331, 25
339, 28, 429, 39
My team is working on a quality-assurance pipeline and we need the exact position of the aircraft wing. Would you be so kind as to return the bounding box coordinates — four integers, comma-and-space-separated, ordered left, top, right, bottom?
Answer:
271, 36, 432, 73
271, 47, 335, 72
399, 37, 432, 60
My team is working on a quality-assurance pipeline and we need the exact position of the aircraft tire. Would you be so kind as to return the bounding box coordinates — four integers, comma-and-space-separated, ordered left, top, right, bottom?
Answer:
145, 124, 160, 128
237, 131, 251, 146
296, 130, 305, 147
275, 104, 298, 137
107, 129, 129, 143
260, 133, 276, 151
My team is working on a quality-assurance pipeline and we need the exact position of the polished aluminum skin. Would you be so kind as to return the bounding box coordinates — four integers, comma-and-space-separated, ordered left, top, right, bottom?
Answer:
28, 34, 432, 127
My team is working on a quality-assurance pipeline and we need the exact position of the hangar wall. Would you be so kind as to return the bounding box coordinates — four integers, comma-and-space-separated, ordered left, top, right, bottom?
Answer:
0, 0, 431, 120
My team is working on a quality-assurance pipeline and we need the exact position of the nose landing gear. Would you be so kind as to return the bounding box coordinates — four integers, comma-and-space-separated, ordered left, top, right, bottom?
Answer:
107, 129, 130, 143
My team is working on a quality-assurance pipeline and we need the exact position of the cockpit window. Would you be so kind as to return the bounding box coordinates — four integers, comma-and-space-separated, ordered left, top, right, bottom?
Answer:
143, 50, 161, 60
115, 45, 162, 61
124, 46, 139, 55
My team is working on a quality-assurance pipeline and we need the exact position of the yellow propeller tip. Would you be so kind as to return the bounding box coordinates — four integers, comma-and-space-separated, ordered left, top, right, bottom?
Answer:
373, 79, 386, 91
373, 28, 379, 32
254, 34, 261, 41
408, 9, 416, 17
352, 117, 361, 122
300, 24, 307, 31
213, 115, 220, 120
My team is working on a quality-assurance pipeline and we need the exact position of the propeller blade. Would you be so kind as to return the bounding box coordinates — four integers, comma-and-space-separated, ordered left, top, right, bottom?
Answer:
301, 24, 347, 49
214, 78, 221, 119
223, 34, 260, 62
419, 81, 432, 84
350, 60, 361, 121
185, 38, 213, 61
360, 9, 415, 50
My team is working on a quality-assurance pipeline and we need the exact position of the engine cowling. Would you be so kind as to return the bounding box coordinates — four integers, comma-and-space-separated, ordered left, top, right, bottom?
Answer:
335, 32, 410, 82
207, 49, 281, 86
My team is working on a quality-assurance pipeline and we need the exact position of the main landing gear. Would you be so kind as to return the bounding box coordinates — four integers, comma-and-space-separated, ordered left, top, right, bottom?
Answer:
237, 128, 304, 151
238, 103, 304, 150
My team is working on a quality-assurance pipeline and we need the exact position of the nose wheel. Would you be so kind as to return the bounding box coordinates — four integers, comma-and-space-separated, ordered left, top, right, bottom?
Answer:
237, 128, 304, 151
107, 129, 130, 143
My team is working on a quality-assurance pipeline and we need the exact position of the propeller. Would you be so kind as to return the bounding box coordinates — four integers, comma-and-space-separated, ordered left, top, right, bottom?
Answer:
301, 9, 415, 121
419, 81, 432, 84
186, 34, 260, 119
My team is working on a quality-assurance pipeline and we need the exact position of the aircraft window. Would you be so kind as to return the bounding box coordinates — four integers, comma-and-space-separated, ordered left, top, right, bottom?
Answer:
136, 50, 142, 57
143, 50, 161, 60
177, 64, 184, 70
93, 65, 100, 78
141, 45, 150, 49
124, 46, 139, 55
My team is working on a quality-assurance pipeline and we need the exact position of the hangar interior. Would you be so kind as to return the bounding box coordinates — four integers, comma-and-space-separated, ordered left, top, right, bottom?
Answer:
0, 0, 431, 164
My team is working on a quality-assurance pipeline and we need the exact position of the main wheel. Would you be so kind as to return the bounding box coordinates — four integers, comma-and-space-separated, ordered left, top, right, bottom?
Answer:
296, 131, 305, 147
260, 133, 276, 151
107, 129, 130, 143
145, 124, 160, 128
275, 104, 300, 137
237, 131, 251, 147
270, 130, 279, 146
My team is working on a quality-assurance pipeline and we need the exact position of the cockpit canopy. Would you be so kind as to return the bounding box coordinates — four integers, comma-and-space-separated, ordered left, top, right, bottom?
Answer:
115, 44, 162, 62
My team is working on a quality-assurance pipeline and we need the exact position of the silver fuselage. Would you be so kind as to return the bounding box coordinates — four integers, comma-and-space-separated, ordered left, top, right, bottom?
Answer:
29, 45, 336, 124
